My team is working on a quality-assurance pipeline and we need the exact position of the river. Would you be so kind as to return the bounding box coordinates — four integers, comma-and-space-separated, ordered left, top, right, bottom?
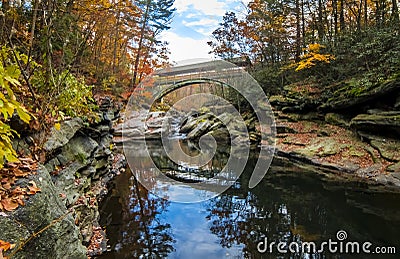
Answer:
97, 140, 400, 258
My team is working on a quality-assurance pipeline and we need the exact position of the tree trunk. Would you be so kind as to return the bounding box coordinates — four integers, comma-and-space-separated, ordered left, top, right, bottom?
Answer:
131, 0, 151, 89
295, 0, 301, 62
357, 0, 363, 32
0, 0, 10, 44
318, 0, 324, 40
391, 0, 399, 24
340, 0, 345, 32
301, 0, 306, 48
113, 5, 121, 74
364, 0, 368, 28
333, 0, 338, 37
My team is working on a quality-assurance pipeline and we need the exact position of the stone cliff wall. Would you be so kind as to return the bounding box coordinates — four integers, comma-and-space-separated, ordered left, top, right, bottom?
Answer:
0, 97, 125, 258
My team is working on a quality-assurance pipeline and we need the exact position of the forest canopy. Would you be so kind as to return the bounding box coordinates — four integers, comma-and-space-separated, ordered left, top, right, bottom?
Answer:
0, 0, 175, 166
208, 0, 400, 95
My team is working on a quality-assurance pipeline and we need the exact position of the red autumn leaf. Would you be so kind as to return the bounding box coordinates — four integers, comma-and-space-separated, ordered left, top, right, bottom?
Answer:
6, 163, 19, 168
1, 198, 19, 211
13, 168, 30, 177
27, 181, 41, 195
0, 239, 16, 252
16, 196, 25, 206
10, 187, 27, 196
19, 157, 34, 163
1, 182, 12, 190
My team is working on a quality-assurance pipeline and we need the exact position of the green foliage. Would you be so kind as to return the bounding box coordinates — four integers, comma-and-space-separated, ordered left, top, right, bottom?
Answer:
32, 70, 97, 119
334, 28, 400, 80
57, 71, 97, 117
0, 47, 31, 167
251, 65, 286, 95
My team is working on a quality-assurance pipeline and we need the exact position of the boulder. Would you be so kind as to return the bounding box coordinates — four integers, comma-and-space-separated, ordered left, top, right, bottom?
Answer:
53, 161, 92, 206
269, 95, 299, 108
350, 111, 400, 135
370, 139, 400, 162
209, 128, 229, 140
325, 113, 350, 128
320, 75, 400, 110
296, 138, 347, 157
43, 118, 83, 152
0, 165, 87, 258
180, 113, 212, 134
395, 95, 400, 109
187, 120, 212, 139
387, 162, 400, 173
60, 135, 99, 163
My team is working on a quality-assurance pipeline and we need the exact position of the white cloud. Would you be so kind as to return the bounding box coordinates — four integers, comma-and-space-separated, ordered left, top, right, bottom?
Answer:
160, 0, 250, 62
195, 27, 216, 36
182, 18, 219, 28
174, 0, 227, 16
160, 31, 213, 63
185, 13, 199, 19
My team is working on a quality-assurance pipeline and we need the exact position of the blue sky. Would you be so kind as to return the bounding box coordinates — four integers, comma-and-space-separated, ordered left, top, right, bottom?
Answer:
160, 0, 250, 63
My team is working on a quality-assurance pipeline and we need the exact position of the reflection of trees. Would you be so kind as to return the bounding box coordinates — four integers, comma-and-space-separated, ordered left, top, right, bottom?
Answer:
149, 140, 230, 180
205, 158, 400, 258
100, 170, 175, 258
206, 184, 301, 259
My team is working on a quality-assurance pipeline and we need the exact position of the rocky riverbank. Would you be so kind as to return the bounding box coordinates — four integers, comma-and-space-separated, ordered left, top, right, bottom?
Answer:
0, 97, 126, 258
115, 72, 400, 192
268, 74, 400, 190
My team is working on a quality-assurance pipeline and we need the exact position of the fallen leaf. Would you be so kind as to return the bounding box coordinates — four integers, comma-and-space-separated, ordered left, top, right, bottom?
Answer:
16, 196, 25, 206
1, 182, 11, 190
0, 240, 15, 252
11, 187, 26, 195
6, 163, 19, 168
19, 157, 34, 163
0, 199, 19, 211
27, 181, 41, 195
54, 123, 61, 130
13, 168, 29, 177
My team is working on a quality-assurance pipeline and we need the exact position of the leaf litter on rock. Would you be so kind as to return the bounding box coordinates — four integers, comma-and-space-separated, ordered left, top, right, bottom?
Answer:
0, 155, 40, 212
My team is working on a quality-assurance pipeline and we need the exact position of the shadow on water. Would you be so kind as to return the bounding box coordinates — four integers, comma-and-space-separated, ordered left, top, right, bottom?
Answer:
98, 141, 400, 258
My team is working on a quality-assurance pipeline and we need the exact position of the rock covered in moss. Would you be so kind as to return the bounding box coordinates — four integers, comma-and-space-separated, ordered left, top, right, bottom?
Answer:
43, 118, 84, 152
0, 165, 87, 259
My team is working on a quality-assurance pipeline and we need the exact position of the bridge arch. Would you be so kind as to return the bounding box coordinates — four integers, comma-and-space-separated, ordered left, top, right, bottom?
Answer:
154, 78, 233, 102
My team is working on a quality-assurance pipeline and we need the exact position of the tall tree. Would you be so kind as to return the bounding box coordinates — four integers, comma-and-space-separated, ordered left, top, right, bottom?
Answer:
207, 12, 250, 60
295, 0, 302, 62
131, 0, 175, 88
391, 0, 399, 24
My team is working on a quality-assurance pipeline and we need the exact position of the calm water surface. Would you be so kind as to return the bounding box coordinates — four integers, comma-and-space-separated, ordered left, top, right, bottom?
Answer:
98, 141, 400, 258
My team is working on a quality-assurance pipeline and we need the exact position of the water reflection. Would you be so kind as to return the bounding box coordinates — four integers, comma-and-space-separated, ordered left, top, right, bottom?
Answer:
99, 142, 400, 258
206, 158, 400, 258
99, 171, 175, 258
124, 139, 246, 202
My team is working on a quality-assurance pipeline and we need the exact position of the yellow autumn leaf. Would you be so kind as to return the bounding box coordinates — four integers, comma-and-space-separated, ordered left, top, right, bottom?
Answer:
16, 106, 31, 124
54, 123, 61, 131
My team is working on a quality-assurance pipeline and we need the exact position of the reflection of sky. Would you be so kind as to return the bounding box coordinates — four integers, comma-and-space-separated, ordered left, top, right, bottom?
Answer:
165, 201, 244, 259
